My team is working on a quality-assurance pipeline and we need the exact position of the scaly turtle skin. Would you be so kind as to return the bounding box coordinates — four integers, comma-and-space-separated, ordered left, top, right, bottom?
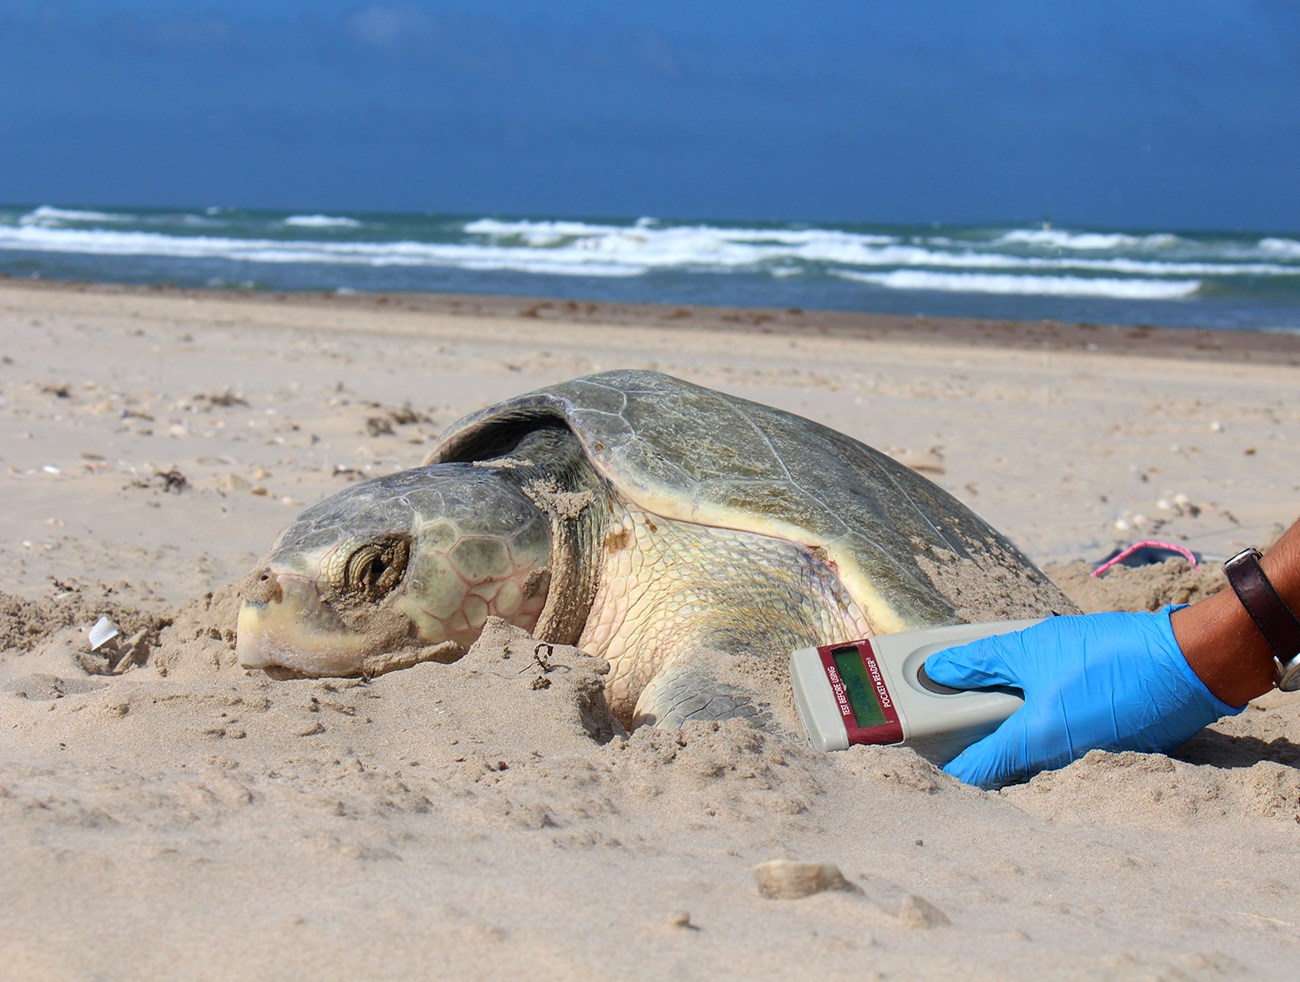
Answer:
237, 370, 1075, 727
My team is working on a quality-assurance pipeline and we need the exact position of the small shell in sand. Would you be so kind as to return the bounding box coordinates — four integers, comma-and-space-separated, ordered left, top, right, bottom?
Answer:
752, 859, 856, 900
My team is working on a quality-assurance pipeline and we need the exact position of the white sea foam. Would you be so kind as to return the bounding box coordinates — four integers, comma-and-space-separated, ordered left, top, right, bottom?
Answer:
836, 269, 1201, 300
0, 219, 1289, 292
466, 217, 628, 239
0, 226, 645, 277
465, 217, 899, 253
803, 241, 1290, 278
1259, 237, 1300, 258
1, 209, 1292, 326
993, 229, 1184, 251
19, 205, 128, 226
1054, 256, 1292, 277
464, 219, 1295, 277
283, 214, 364, 228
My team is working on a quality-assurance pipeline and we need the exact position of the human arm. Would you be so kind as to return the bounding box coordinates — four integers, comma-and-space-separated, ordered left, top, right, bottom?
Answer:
924, 519, 1300, 790
1172, 520, 1300, 706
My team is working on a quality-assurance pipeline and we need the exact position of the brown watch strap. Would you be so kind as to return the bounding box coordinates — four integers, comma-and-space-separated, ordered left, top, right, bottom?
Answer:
1223, 548, 1300, 666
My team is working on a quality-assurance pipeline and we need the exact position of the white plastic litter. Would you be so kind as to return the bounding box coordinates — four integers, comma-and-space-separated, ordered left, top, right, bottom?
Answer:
88, 616, 120, 651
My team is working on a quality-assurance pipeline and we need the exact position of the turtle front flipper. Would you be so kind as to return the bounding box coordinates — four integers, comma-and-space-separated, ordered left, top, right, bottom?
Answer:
632, 652, 775, 730
581, 499, 877, 734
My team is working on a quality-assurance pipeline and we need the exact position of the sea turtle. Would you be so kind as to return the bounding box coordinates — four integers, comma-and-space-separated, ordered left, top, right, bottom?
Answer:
236, 370, 1075, 727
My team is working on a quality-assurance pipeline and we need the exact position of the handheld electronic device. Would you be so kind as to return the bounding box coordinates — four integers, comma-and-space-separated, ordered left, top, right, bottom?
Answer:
789, 619, 1041, 765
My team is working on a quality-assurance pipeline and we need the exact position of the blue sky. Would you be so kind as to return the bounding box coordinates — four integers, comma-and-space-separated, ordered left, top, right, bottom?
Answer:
2, 1, 1297, 230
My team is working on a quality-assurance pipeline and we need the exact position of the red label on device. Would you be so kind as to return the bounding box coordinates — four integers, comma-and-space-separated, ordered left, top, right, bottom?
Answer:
816, 639, 904, 745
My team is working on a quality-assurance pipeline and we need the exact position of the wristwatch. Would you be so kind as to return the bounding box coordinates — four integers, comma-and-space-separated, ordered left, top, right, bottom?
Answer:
1222, 548, 1300, 691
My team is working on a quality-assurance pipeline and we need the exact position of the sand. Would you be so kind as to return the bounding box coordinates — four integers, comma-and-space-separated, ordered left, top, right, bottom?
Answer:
2, 280, 1299, 979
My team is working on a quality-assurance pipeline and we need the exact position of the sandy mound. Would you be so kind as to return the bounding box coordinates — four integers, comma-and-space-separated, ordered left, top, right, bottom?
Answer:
1046, 557, 1225, 614
3, 561, 1298, 978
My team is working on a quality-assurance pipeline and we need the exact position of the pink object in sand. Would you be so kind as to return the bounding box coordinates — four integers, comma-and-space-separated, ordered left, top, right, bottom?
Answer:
1091, 540, 1200, 578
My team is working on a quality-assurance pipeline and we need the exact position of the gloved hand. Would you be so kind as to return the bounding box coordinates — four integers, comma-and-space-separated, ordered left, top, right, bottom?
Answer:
923, 607, 1242, 790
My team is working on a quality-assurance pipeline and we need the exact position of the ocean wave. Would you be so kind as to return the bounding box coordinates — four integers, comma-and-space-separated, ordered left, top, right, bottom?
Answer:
1, 205, 1294, 328
466, 217, 648, 237
836, 269, 1201, 300
0, 226, 645, 277
0, 221, 1288, 290
466, 217, 899, 251
18, 205, 129, 227
464, 218, 629, 247
993, 229, 1184, 251
464, 219, 1296, 278
801, 241, 1291, 278
283, 214, 364, 228
1260, 237, 1300, 258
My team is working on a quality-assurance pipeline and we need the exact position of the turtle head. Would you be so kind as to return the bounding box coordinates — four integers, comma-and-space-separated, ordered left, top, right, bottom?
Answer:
236, 464, 553, 676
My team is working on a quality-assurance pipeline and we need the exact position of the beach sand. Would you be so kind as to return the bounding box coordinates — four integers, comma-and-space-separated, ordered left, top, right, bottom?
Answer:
2, 280, 1298, 979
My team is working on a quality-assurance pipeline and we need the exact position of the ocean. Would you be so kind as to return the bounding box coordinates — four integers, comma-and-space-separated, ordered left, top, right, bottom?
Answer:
2, 204, 1298, 333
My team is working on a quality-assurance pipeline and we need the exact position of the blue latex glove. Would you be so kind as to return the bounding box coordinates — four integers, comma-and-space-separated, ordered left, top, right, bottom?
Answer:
924, 607, 1242, 790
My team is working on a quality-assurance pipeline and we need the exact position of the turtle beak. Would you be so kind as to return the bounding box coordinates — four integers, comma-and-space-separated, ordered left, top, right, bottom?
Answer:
236, 571, 372, 676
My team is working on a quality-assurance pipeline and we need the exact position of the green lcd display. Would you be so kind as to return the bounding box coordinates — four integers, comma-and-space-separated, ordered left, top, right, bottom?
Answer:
831, 646, 886, 728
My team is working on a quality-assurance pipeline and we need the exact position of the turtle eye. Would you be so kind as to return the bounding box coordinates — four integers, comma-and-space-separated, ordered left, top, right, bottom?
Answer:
344, 535, 410, 600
